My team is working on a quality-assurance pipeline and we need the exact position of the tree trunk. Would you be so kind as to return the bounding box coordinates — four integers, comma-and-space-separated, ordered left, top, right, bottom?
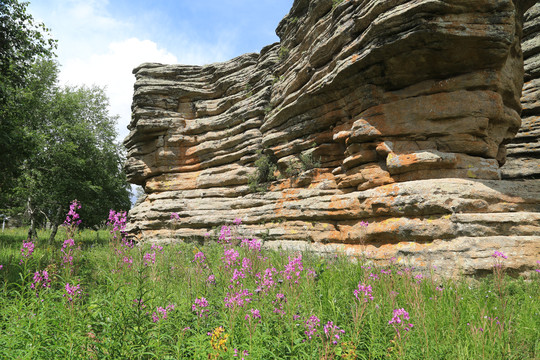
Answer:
48, 205, 63, 244
26, 197, 37, 241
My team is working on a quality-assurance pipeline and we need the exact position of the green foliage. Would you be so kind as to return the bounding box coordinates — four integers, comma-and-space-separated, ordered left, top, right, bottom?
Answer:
287, 16, 299, 24
332, 0, 346, 9
271, 75, 283, 85
18, 83, 131, 229
248, 152, 277, 193
299, 151, 321, 171
244, 84, 253, 98
0, 223, 539, 359
0, 2, 129, 230
284, 151, 321, 178
278, 46, 290, 60
0, 0, 57, 193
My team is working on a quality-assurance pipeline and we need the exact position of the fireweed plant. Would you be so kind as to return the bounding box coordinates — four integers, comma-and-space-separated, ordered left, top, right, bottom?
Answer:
0, 208, 538, 359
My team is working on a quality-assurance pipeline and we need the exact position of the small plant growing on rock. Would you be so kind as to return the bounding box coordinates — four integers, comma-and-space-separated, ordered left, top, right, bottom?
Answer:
284, 151, 321, 179
278, 46, 290, 60
332, 0, 345, 9
299, 151, 321, 171
248, 151, 277, 193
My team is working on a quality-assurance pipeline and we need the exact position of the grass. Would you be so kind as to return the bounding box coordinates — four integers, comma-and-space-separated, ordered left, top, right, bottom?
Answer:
0, 216, 539, 359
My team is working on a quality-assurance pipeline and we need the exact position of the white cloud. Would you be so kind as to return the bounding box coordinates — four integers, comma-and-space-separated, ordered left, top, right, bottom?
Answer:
30, 0, 236, 143
60, 38, 178, 141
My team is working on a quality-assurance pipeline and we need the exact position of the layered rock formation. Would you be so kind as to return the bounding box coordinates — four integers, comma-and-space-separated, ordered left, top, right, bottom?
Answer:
125, 0, 540, 277
503, 3, 540, 179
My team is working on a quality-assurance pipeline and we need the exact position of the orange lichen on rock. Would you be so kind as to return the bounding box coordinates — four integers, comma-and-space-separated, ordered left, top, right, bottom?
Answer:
124, 1, 540, 277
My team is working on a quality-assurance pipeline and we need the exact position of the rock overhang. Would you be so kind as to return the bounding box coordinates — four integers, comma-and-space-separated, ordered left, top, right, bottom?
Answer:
124, 0, 540, 277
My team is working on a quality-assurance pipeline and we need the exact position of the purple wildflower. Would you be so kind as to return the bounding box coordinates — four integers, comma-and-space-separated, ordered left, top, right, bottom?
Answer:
304, 315, 320, 340
222, 248, 240, 269
389, 308, 413, 334
61, 238, 76, 266
353, 283, 374, 303
143, 252, 156, 266
31, 270, 51, 297
240, 238, 262, 252
64, 200, 82, 227
192, 297, 209, 317
224, 289, 253, 308
219, 225, 232, 243
323, 321, 345, 345
64, 283, 82, 302
107, 209, 127, 240
282, 253, 303, 284
193, 251, 206, 263
20, 241, 35, 264
152, 304, 175, 323
255, 267, 277, 293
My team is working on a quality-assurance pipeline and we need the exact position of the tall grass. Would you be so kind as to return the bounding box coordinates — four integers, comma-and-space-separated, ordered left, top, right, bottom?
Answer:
0, 211, 538, 359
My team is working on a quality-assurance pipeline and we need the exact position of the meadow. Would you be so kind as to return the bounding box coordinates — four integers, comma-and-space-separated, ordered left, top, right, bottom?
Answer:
0, 202, 539, 359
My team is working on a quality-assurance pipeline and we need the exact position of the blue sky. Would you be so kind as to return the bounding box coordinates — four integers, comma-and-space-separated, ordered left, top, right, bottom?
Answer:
28, 0, 293, 141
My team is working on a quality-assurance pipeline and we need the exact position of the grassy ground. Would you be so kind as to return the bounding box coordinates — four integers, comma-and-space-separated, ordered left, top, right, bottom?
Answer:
0, 223, 539, 359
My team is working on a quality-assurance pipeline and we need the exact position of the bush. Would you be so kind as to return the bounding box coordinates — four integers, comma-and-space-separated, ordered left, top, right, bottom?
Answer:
248, 152, 277, 193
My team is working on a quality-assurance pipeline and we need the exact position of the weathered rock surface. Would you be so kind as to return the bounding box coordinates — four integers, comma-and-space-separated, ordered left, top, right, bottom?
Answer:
503, 3, 540, 179
125, 0, 540, 277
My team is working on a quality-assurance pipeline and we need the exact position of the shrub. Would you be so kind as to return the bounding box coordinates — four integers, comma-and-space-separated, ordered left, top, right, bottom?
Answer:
248, 152, 277, 192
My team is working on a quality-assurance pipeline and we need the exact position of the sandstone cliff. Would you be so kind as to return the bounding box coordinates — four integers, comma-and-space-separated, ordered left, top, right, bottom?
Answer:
503, 3, 540, 179
125, 0, 540, 277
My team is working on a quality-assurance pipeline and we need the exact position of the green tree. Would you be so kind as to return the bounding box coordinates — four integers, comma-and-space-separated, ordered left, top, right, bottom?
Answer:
1, 2, 130, 240
0, 0, 57, 192
19, 83, 131, 241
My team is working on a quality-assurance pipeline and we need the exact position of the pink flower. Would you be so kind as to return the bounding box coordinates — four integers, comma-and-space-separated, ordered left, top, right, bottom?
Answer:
240, 238, 262, 252
170, 212, 180, 221
64, 200, 82, 227
152, 304, 175, 322
193, 251, 206, 263
249, 308, 261, 319
63, 283, 82, 302
192, 297, 209, 317
219, 225, 232, 243
61, 238, 76, 266
107, 209, 127, 240
304, 315, 320, 340
143, 252, 156, 266
282, 254, 303, 283
233, 218, 242, 225
20, 241, 35, 263
323, 321, 345, 345
222, 248, 240, 269
369, 273, 379, 280
31, 270, 51, 297
492, 251, 507, 259
389, 308, 413, 334
353, 283, 374, 302
224, 289, 253, 308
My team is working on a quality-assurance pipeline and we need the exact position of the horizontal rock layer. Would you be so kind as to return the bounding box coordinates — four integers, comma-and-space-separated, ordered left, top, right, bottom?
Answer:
125, 0, 540, 277
503, 3, 540, 179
